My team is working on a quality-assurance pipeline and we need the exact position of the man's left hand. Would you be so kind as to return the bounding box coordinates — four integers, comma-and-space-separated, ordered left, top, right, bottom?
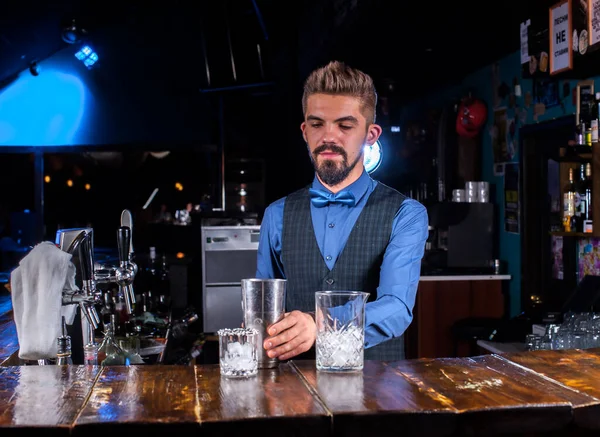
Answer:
263, 310, 316, 360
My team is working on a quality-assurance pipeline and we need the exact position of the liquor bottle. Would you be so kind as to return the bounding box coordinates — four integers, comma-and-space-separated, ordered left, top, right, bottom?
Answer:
147, 246, 159, 281
83, 342, 99, 365
97, 314, 128, 366
583, 162, 593, 233
144, 247, 161, 309
114, 291, 130, 336
171, 312, 200, 340
156, 254, 171, 317
574, 164, 586, 232
100, 291, 115, 329
592, 94, 599, 143
174, 338, 206, 365
56, 316, 73, 365
563, 167, 577, 232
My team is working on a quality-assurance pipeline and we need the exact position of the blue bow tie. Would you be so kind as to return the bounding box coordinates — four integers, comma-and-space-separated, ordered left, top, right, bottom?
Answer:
309, 188, 356, 207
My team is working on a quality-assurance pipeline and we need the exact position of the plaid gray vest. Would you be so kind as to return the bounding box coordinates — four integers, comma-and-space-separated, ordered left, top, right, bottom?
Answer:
281, 182, 406, 360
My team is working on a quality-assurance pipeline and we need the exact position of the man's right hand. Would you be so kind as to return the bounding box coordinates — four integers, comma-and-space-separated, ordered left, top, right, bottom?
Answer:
263, 310, 316, 361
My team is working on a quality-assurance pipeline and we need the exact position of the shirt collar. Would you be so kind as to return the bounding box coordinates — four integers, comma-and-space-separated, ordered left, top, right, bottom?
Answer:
311, 169, 371, 203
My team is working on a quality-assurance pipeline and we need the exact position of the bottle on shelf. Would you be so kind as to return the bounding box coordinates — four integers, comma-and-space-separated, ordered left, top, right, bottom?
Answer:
582, 162, 593, 233
594, 92, 600, 144
574, 164, 587, 232
174, 338, 206, 365
97, 314, 129, 366
83, 342, 99, 365
156, 254, 171, 318
576, 123, 586, 146
114, 290, 130, 336
147, 246, 159, 285
563, 167, 578, 232
56, 316, 73, 366
100, 291, 115, 330
170, 312, 200, 340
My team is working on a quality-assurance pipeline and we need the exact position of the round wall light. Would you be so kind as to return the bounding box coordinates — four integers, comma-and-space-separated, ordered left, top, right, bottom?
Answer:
364, 140, 382, 173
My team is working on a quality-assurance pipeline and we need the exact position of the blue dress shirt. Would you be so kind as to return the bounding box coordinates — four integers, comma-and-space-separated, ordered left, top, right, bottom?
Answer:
256, 170, 429, 349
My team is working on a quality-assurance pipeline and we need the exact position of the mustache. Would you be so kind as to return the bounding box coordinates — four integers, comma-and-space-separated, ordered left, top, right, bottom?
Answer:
313, 144, 346, 157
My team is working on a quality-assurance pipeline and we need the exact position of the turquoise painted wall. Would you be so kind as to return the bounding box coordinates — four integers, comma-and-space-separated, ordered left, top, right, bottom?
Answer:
403, 50, 589, 317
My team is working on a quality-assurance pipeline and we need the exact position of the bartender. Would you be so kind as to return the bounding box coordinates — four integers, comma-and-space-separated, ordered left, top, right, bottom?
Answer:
255, 60, 428, 361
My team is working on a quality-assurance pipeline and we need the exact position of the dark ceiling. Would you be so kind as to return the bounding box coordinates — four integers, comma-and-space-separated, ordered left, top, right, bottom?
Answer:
0, 0, 545, 103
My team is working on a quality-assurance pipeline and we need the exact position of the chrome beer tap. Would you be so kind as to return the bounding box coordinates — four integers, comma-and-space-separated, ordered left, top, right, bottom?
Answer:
55, 210, 138, 363
56, 227, 102, 331
94, 226, 137, 314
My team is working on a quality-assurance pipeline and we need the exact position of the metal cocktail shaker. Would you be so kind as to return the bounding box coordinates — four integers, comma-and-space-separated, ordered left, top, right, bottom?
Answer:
241, 278, 286, 369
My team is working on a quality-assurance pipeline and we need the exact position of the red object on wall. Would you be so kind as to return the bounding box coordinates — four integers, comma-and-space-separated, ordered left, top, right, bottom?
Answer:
456, 96, 488, 138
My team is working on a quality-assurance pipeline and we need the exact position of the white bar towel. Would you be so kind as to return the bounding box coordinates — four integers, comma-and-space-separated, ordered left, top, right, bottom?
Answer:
10, 241, 79, 360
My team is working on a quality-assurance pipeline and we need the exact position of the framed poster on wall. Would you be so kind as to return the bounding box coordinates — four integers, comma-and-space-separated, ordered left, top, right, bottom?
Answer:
550, 0, 573, 75
588, 0, 600, 48
521, 15, 551, 78
576, 80, 595, 124
504, 162, 520, 234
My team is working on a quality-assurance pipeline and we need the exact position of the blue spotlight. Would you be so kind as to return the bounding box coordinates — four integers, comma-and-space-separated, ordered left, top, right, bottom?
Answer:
75, 46, 98, 68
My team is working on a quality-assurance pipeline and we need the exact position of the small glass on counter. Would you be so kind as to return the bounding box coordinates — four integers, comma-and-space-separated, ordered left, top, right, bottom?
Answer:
217, 327, 259, 378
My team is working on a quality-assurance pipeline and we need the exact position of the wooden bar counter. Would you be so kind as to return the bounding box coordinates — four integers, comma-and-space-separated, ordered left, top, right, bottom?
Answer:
0, 351, 600, 437
2, 296, 600, 436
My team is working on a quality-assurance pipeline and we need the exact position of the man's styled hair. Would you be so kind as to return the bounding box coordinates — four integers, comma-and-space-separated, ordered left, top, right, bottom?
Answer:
302, 60, 378, 125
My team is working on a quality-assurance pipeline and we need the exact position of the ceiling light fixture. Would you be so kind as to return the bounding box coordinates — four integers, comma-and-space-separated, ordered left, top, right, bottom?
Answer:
28, 61, 40, 76
61, 19, 87, 44
75, 45, 99, 68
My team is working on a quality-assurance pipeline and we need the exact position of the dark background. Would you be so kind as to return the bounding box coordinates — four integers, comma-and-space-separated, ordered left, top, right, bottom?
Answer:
0, 0, 547, 249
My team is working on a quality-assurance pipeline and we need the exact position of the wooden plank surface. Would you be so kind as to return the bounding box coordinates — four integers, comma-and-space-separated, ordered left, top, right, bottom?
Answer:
501, 349, 600, 398
473, 354, 600, 431
1, 349, 600, 436
73, 365, 202, 437
293, 360, 458, 437
0, 365, 100, 437
196, 363, 331, 437
389, 357, 574, 436
0, 294, 19, 367
500, 348, 600, 430
74, 363, 330, 437
0, 314, 19, 366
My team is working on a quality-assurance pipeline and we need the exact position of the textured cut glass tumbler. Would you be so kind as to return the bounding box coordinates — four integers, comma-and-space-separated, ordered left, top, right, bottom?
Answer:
315, 291, 369, 372
218, 327, 259, 378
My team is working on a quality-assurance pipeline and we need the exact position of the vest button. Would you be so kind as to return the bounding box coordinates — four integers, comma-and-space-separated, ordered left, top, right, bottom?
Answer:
326, 278, 334, 285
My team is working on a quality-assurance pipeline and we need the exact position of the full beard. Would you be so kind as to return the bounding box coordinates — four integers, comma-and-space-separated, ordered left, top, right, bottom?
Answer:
310, 143, 363, 186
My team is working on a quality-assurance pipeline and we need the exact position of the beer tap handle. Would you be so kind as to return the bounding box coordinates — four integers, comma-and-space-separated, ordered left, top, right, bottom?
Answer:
66, 230, 95, 294
80, 234, 94, 284
120, 284, 135, 315
117, 226, 136, 315
127, 284, 136, 305
80, 302, 100, 330
120, 209, 134, 259
117, 226, 131, 267
90, 304, 100, 327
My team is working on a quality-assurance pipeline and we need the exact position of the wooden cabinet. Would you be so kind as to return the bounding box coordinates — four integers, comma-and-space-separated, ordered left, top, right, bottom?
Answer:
405, 278, 507, 359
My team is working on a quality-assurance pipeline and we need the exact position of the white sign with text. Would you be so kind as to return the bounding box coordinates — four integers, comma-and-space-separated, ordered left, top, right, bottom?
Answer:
550, 0, 572, 74
589, 0, 600, 47
520, 20, 531, 64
